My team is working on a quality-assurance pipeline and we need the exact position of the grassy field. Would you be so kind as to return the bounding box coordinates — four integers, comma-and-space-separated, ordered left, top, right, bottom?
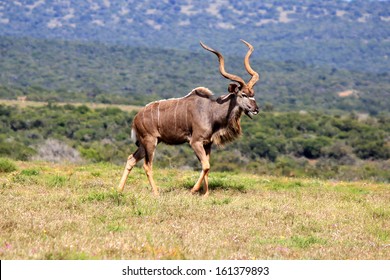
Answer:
0, 160, 389, 260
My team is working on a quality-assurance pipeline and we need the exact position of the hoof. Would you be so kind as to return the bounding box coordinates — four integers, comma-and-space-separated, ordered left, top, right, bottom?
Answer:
190, 189, 200, 195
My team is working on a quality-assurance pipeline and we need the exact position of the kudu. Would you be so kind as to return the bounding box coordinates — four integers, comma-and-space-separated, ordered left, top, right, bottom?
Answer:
118, 40, 260, 196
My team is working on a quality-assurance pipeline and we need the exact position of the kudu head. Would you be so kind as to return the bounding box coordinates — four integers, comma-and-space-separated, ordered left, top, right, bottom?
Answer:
200, 39, 260, 118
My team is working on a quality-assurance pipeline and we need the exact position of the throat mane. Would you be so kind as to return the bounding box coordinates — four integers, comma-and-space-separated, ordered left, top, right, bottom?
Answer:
211, 108, 242, 146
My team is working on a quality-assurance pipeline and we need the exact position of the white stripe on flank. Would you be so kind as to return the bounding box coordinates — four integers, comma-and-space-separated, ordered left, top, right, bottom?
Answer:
150, 102, 154, 124
157, 102, 160, 129
174, 99, 179, 131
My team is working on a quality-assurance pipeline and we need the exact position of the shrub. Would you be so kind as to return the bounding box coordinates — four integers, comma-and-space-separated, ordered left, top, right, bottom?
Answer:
0, 141, 36, 161
293, 136, 331, 159
0, 158, 17, 173
322, 141, 352, 159
32, 139, 82, 163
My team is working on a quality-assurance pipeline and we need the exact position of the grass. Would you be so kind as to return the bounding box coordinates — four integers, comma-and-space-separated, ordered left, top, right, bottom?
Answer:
0, 99, 142, 112
0, 161, 389, 260
0, 158, 17, 173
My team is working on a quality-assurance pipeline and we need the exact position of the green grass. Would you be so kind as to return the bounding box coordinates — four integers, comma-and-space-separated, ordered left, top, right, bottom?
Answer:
0, 161, 389, 260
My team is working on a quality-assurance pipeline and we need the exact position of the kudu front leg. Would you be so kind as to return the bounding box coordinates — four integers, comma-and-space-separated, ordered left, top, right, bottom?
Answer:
190, 142, 211, 196
143, 161, 159, 196
117, 146, 145, 192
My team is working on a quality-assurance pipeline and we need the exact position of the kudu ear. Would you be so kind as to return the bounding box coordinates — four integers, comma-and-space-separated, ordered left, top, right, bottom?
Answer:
228, 83, 240, 94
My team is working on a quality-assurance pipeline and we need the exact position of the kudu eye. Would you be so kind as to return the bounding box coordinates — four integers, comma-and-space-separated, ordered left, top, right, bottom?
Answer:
241, 93, 248, 98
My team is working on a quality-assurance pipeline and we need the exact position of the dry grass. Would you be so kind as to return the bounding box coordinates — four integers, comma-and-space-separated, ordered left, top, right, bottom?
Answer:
0, 161, 389, 260
0, 99, 141, 112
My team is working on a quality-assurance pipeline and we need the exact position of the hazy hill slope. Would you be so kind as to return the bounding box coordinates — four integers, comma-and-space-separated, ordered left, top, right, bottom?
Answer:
0, 0, 389, 72
1, 37, 389, 113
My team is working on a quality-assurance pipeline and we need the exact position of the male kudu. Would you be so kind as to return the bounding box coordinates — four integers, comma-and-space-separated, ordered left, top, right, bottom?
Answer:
118, 40, 260, 196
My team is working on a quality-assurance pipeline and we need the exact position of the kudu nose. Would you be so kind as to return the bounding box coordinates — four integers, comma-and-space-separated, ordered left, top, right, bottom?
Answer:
253, 102, 259, 114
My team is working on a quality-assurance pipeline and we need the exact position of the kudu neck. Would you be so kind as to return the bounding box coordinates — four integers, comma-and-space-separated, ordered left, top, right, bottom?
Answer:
214, 94, 243, 121
210, 93, 243, 146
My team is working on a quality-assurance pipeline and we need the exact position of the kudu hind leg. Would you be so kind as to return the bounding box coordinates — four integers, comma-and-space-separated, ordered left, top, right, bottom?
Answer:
117, 146, 145, 192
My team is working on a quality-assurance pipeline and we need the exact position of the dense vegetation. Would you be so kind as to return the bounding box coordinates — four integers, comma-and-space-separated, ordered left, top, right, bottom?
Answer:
1, 37, 389, 114
1, 103, 388, 182
0, 0, 389, 72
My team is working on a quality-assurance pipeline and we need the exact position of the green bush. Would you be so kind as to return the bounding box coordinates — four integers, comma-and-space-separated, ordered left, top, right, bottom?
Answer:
20, 168, 40, 176
0, 158, 17, 173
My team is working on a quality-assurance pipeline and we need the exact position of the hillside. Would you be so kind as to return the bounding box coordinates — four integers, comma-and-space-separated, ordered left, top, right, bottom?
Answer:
1, 37, 389, 114
0, 0, 389, 72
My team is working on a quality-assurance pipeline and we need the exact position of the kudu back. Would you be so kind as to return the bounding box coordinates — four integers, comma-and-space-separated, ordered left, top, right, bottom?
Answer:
118, 40, 260, 196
